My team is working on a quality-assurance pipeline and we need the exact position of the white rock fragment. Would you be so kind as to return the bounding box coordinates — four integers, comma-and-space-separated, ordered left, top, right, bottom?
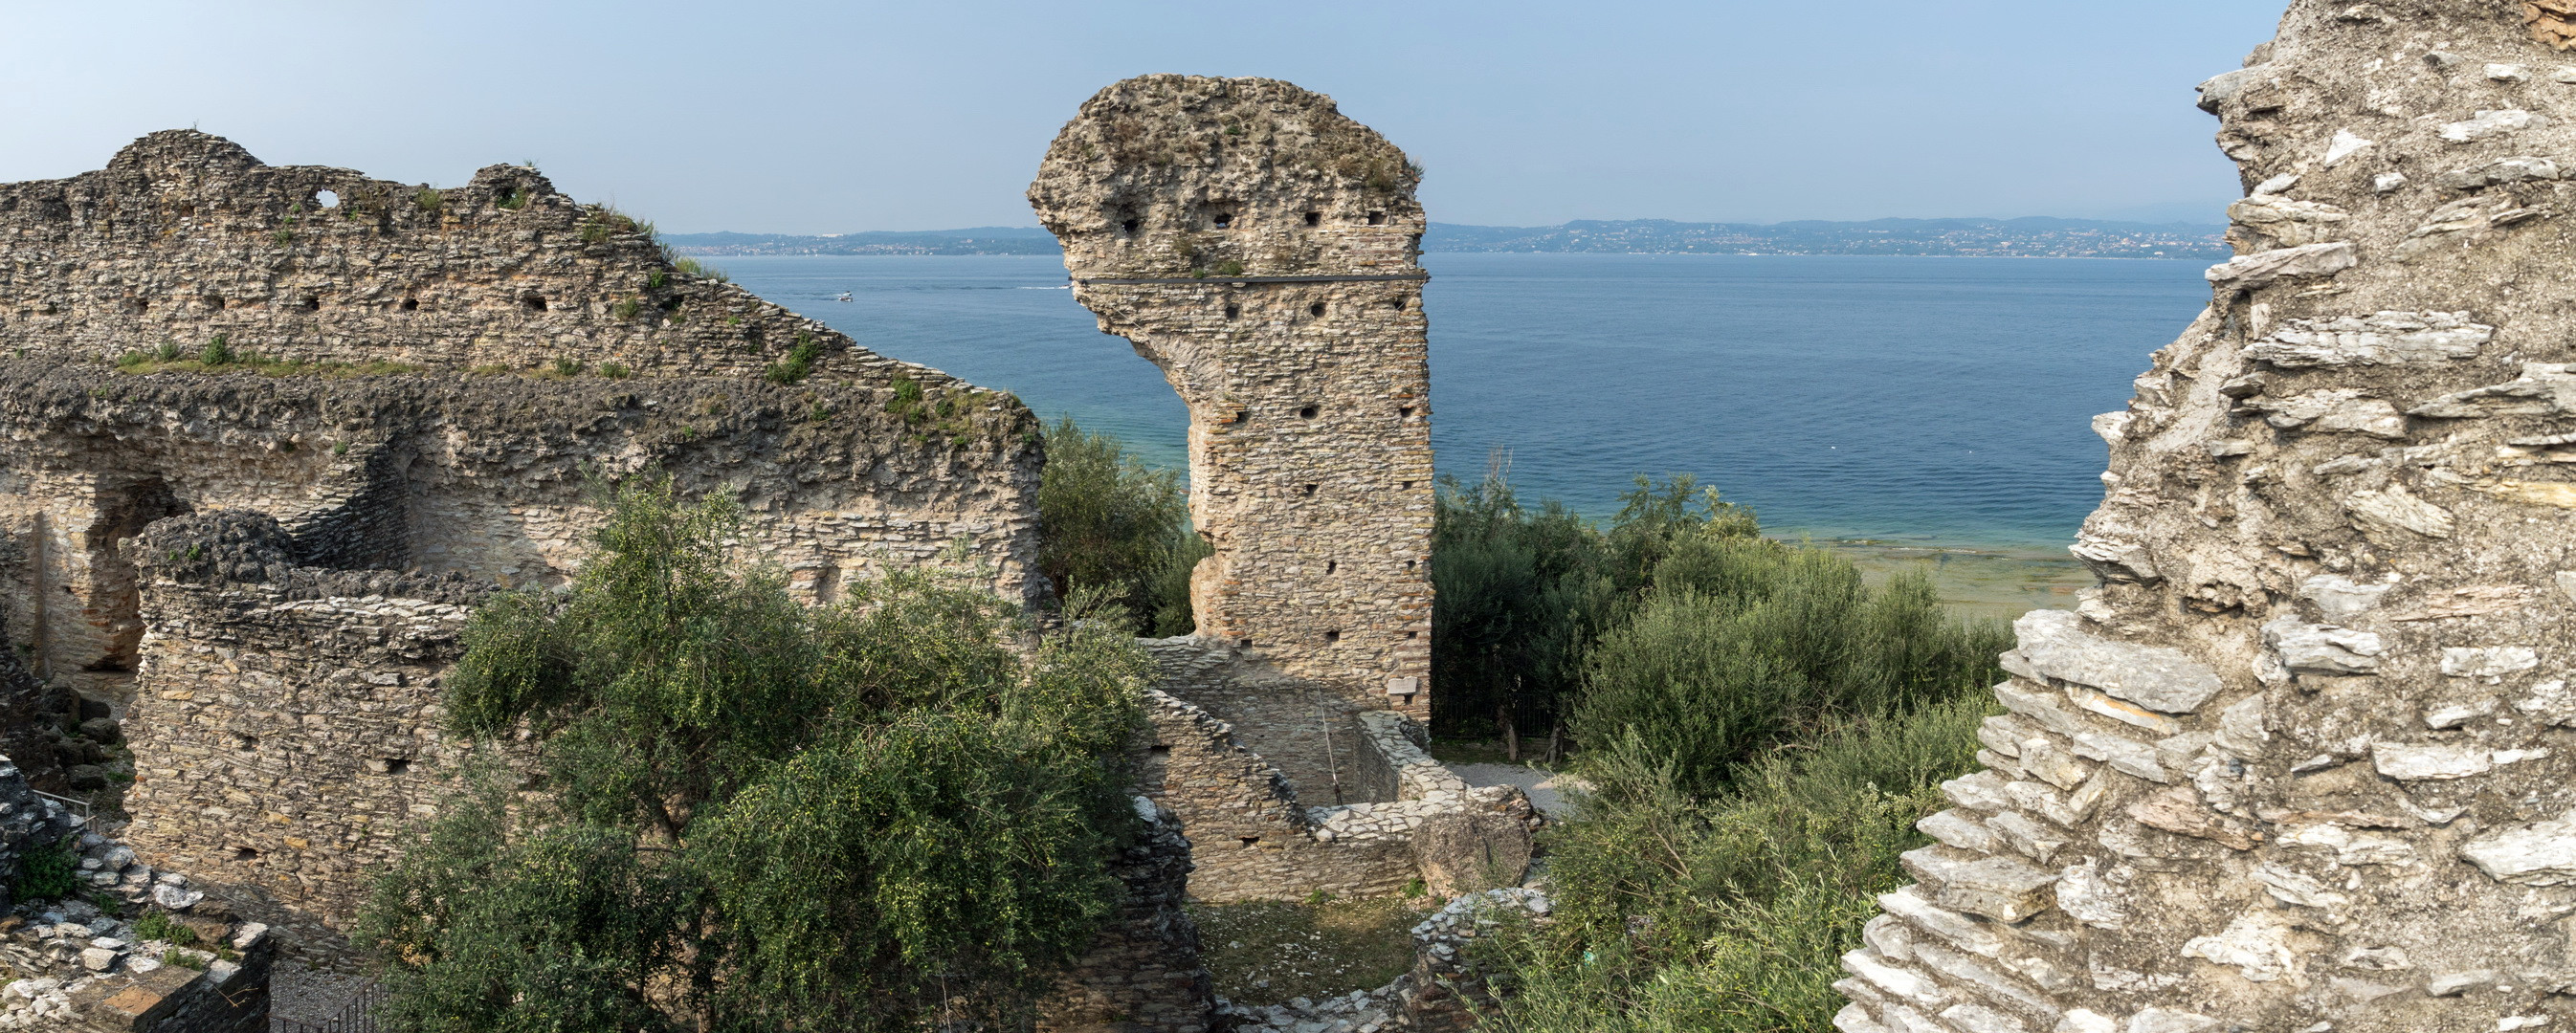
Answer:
2462, 810, 2576, 885
2500, 1018, 2551, 1031
2411, 363, 2576, 419
2253, 172, 2301, 195
2054, 857, 2127, 929
2126, 1007, 2222, 1033
2254, 863, 2349, 909
1899, 846, 2061, 923
2430, 968, 2497, 996
2180, 911, 2301, 981
2263, 617, 2386, 674
2439, 108, 2550, 143
2012, 610, 2224, 714
1833, 1003, 1888, 1033
1841, 949, 1946, 1008
1940, 1003, 2029, 1033
2279, 822, 2417, 865
2055, 1010, 2116, 1033
2442, 647, 2541, 678
2207, 241, 2360, 289
2371, 741, 2497, 780
2343, 485, 2454, 539
1918, 809, 2005, 853
2375, 171, 2409, 192
2323, 128, 2376, 166
2426, 696, 2500, 729
2516, 679, 2576, 724
2247, 312, 2491, 368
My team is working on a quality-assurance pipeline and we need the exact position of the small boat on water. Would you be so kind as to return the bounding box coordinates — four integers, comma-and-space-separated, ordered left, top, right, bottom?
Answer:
835, 292, 854, 302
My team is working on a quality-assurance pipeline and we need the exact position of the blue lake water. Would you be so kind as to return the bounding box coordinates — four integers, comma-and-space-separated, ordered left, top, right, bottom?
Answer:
722, 253, 2211, 557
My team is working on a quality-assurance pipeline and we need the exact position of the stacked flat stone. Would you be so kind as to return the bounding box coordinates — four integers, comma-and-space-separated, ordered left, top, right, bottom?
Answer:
1840, 4, 2576, 1030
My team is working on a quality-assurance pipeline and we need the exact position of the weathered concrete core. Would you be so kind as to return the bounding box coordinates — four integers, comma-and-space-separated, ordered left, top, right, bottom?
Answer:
1840, 3, 2576, 1031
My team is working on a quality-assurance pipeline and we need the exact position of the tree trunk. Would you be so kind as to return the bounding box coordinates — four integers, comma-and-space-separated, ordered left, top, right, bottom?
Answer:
1499, 701, 1519, 761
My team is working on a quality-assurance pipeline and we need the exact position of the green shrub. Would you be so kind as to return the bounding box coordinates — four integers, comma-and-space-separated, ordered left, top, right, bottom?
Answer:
132, 911, 200, 946
15, 838, 77, 901
765, 335, 823, 385
1477, 694, 1993, 1033
359, 477, 1150, 1030
200, 335, 234, 367
599, 363, 632, 379
1035, 418, 1201, 635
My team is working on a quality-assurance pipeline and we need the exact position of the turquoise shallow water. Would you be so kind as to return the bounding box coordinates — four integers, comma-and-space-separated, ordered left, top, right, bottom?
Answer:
720, 253, 2211, 560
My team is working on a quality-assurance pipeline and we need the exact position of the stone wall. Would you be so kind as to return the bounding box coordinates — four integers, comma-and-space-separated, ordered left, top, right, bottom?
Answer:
1136, 653, 1534, 904
1037, 799, 1213, 1033
1839, 4, 2576, 1031
1031, 76, 1434, 718
116, 513, 485, 950
0, 359, 1043, 698
0, 131, 970, 388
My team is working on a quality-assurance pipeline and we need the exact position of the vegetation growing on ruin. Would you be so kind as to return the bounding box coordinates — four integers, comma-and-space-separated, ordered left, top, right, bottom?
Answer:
112, 338, 421, 379
1035, 417, 1205, 636
357, 478, 1153, 1032
1429, 473, 2005, 1031
1479, 697, 1990, 1033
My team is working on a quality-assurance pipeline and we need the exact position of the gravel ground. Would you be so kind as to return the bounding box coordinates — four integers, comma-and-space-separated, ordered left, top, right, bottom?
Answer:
269, 962, 375, 1027
1449, 762, 1584, 819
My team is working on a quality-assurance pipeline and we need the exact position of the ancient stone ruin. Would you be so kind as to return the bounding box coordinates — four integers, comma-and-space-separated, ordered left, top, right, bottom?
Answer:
1030, 76, 1530, 912
0, 77, 1528, 1032
1838, 3, 2576, 1030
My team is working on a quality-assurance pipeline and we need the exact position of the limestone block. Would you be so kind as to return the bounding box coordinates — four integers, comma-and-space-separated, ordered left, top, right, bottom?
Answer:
2011, 611, 2223, 714
1899, 846, 2060, 923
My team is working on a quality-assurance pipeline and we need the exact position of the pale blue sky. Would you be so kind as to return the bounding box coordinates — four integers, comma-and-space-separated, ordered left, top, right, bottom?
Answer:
1, 1, 2284, 232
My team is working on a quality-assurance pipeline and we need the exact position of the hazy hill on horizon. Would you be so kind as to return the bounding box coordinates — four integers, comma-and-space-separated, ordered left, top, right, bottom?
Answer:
660, 216, 2229, 259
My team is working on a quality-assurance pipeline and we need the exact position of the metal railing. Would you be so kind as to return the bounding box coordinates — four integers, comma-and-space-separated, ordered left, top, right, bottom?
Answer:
272, 980, 379, 1033
28, 789, 92, 824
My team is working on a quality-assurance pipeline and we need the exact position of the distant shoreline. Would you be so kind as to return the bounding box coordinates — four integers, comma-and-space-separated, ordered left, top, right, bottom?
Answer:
664, 216, 2230, 261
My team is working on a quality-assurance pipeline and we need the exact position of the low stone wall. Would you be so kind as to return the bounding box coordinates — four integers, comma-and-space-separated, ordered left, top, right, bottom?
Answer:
1037, 799, 1212, 1033
1137, 646, 1538, 903
1397, 888, 1551, 1032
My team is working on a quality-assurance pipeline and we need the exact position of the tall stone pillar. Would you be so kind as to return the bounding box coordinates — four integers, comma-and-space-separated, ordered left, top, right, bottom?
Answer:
1841, 4, 2576, 1031
1030, 76, 1434, 718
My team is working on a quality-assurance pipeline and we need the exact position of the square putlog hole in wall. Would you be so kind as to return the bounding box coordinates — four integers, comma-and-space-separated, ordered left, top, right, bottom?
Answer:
1303, 211, 1321, 227
1299, 405, 1319, 419
1308, 302, 1326, 317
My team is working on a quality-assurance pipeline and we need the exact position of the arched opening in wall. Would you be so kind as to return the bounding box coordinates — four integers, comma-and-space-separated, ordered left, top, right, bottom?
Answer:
315, 190, 340, 209
79, 478, 190, 690
1211, 211, 1233, 230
